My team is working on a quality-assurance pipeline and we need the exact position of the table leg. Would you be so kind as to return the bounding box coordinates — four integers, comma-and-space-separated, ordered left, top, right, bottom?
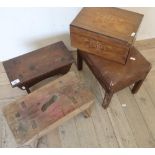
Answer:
102, 91, 113, 109
131, 79, 144, 94
77, 49, 83, 70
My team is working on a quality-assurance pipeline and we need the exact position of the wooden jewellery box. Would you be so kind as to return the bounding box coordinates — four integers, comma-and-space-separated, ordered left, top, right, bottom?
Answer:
70, 7, 143, 64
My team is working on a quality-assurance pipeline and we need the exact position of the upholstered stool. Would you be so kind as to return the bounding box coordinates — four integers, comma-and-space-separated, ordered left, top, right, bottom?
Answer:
77, 46, 151, 109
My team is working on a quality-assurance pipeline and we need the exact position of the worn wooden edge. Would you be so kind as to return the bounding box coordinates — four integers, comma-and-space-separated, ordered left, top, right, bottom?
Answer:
16, 100, 94, 147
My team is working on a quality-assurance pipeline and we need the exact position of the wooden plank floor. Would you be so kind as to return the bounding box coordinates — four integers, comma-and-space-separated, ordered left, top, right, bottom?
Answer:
0, 42, 155, 147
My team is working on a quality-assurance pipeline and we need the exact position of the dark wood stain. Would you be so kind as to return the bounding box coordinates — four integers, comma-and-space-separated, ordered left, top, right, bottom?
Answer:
77, 46, 151, 108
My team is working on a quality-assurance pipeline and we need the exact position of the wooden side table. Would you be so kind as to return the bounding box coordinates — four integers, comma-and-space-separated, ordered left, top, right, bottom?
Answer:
77, 46, 151, 109
3, 41, 74, 93
2, 72, 95, 147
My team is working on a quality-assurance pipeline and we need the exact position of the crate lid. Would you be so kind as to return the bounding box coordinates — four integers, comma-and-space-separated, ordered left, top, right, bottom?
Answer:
71, 7, 143, 44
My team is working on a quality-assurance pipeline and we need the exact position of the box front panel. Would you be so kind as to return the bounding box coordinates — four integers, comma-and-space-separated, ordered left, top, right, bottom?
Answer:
70, 26, 130, 64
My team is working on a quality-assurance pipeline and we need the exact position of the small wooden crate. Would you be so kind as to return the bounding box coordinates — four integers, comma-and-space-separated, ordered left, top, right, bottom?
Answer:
70, 7, 143, 64
2, 72, 95, 146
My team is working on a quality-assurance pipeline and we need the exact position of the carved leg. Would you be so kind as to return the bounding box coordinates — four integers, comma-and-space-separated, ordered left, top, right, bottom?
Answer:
77, 49, 83, 70
83, 106, 92, 118
131, 79, 144, 94
102, 91, 113, 109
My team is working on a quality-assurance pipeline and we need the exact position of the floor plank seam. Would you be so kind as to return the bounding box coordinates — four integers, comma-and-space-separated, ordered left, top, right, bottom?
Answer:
73, 117, 82, 148
89, 108, 102, 147
73, 117, 83, 148
113, 92, 138, 147
97, 82, 123, 147
106, 108, 124, 147
132, 89, 155, 143
143, 83, 155, 108
116, 92, 145, 147
96, 82, 120, 147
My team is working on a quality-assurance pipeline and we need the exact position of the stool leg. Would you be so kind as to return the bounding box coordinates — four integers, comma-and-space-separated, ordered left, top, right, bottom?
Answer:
131, 79, 144, 94
26, 87, 31, 94
83, 106, 92, 118
18, 85, 31, 94
77, 49, 83, 70
102, 92, 113, 109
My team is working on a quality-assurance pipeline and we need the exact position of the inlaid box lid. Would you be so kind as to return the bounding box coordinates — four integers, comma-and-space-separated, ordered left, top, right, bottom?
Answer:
71, 7, 143, 44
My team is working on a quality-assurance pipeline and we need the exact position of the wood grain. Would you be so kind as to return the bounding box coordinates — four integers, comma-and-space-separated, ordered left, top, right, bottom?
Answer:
117, 88, 155, 147
46, 129, 62, 148
91, 102, 119, 147
70, 7, 143, 64
133, 86, 155, 139
107, 94, 137, 147
74, 113, 99, 147
2, 72, 95, 146
0, 85, 26, 100
59, 118, 80, 147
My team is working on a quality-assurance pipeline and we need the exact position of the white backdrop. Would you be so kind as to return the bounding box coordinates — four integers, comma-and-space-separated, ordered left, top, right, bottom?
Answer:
0, 7, 81, 61
0, 7, 154, 61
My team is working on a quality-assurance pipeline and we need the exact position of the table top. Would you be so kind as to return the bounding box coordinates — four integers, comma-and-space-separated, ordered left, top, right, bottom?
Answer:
3, 41, 74, 87
3, 72, 95, 145
80, 46, 151, 92
71, 7, 143, 44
